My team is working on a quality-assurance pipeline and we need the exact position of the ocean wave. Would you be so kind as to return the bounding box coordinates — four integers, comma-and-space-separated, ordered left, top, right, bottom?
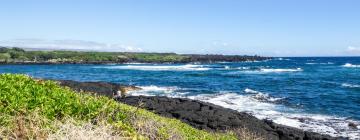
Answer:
259, 68, 303, 73
342, 83, 360, 88
343, 63, 360, 68
188, 93, 360, 139
128, 85, 183, 96
244, 88, 284, 102
223, 68, 303, 75
128, 87, 360, 139
306, 62, 334, 65
235, 67, 251, 70
95, 64, 211, 71
217, 61, 232, 63
276, 58, 291, 61
244, 60, 262, 63
123, 62, 148, 64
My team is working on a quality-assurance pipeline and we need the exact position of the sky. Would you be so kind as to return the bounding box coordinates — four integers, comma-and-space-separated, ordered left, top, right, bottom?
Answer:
0, 0, 360, 56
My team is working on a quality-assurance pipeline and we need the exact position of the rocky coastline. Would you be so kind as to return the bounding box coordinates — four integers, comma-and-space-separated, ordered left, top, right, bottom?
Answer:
57, 80, 348, 140
0, 57, 269, 65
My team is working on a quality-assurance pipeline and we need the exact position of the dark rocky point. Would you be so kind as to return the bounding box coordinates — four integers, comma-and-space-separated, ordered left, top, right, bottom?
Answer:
57, 80, 348, 140
116, 96, 347, 140
56, 80, 141, 97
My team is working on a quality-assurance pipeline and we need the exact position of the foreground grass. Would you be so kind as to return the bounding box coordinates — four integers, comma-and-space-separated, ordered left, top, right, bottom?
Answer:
0, 74, 242, 139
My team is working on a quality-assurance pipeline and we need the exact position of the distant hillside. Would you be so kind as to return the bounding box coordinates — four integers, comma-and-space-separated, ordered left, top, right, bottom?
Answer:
0, 47, 271, 64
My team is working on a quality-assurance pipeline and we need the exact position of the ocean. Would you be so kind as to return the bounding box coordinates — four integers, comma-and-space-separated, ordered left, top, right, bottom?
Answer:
1, 57, 359, 139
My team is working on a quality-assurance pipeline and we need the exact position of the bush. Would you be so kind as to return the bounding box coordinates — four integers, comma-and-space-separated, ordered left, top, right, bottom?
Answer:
0, 47, 10, 53
0, 74, 239, 139
0, 53, 11, 61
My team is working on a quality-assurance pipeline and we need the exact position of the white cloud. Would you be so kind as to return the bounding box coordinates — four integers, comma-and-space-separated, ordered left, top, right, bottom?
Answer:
347, 46, 360, 51
346, 46, 360, 55
212, 41, 229, 47
0, 39, 143, 52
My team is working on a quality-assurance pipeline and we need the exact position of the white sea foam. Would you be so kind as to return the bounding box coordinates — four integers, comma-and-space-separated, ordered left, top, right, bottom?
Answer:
123, 62, 148, 64
235, 67, 251, 70
128, 85, 182, 96
343, 63, 360, 68
244, 60, 261, 63
259, 68, 303, 73
244, 88, 284, 102
226, 67, 303, 75
188, 92, 360, 139
306, 62, 334, 65
217, 61, 231, 63
276, 58, 291, 61
96, 64, 211, 71
223, 68, 302, 75
128, 87, 360, 139
342, 83, 360, 88
244, 88, 260, 94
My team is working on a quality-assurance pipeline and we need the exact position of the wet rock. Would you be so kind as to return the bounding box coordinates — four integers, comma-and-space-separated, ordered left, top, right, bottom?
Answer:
348, 122, 358, 129
116, 96, 345, 140
56, 80, 141, 98
55, 80, 346, 140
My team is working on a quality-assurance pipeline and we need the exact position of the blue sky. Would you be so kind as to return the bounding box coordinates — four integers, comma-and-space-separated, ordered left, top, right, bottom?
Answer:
0, 0, 360, 56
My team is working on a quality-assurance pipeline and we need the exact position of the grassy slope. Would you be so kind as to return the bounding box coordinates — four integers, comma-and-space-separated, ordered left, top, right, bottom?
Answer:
0, 74, 238, 139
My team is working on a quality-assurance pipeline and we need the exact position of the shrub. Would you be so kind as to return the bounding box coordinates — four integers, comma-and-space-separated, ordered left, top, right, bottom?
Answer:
0, 74, 239, 139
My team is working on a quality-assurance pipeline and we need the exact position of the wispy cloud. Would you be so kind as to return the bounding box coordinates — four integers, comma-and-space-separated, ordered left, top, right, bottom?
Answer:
346, 46, 360, 55
0, 39, 143, 52
212, 41, 229, 47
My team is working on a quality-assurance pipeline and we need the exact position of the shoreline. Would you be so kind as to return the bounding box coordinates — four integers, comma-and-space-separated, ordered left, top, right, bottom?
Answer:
57, 80, 348, 140
0, 47, 271, 65
0, 59, 270, 65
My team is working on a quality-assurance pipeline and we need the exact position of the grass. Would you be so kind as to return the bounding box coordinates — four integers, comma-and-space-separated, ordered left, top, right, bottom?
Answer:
0, 74, 247, 139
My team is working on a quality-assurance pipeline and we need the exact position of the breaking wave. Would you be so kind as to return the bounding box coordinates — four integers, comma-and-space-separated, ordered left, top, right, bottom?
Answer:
95, 64, 211, 71
276, 58, 291, 61
259, 68, 303, 73
342, 83, 360, 88
128, 87, 360, 139
223, 68, 303, 75
188, 92, 360, 139
306, 62, 334, 65
343, 63, 360, 68
244, 88, 284, 102
127, 85, 185, 97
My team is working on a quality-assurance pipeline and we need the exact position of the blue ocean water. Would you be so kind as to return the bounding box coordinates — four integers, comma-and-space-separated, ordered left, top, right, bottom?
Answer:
1, 57, 359, 138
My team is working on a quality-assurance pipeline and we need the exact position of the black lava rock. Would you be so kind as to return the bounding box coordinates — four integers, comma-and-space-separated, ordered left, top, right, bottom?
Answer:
116, 96, 347, 140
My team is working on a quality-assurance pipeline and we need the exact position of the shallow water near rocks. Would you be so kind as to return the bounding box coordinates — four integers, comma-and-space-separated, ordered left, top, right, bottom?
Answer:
1, 57, 360, 139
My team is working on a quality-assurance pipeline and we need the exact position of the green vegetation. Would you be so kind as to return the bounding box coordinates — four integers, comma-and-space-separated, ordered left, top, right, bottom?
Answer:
0, 47, 189, 63
0, 74, 240, 139
0, 47, 269, 64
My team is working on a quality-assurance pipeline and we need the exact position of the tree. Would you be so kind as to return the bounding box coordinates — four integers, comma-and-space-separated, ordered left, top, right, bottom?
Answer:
0, 53, 11, 61
0, 47, 9, 53
9, 51, 22, 59
12, 47, 25, 52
